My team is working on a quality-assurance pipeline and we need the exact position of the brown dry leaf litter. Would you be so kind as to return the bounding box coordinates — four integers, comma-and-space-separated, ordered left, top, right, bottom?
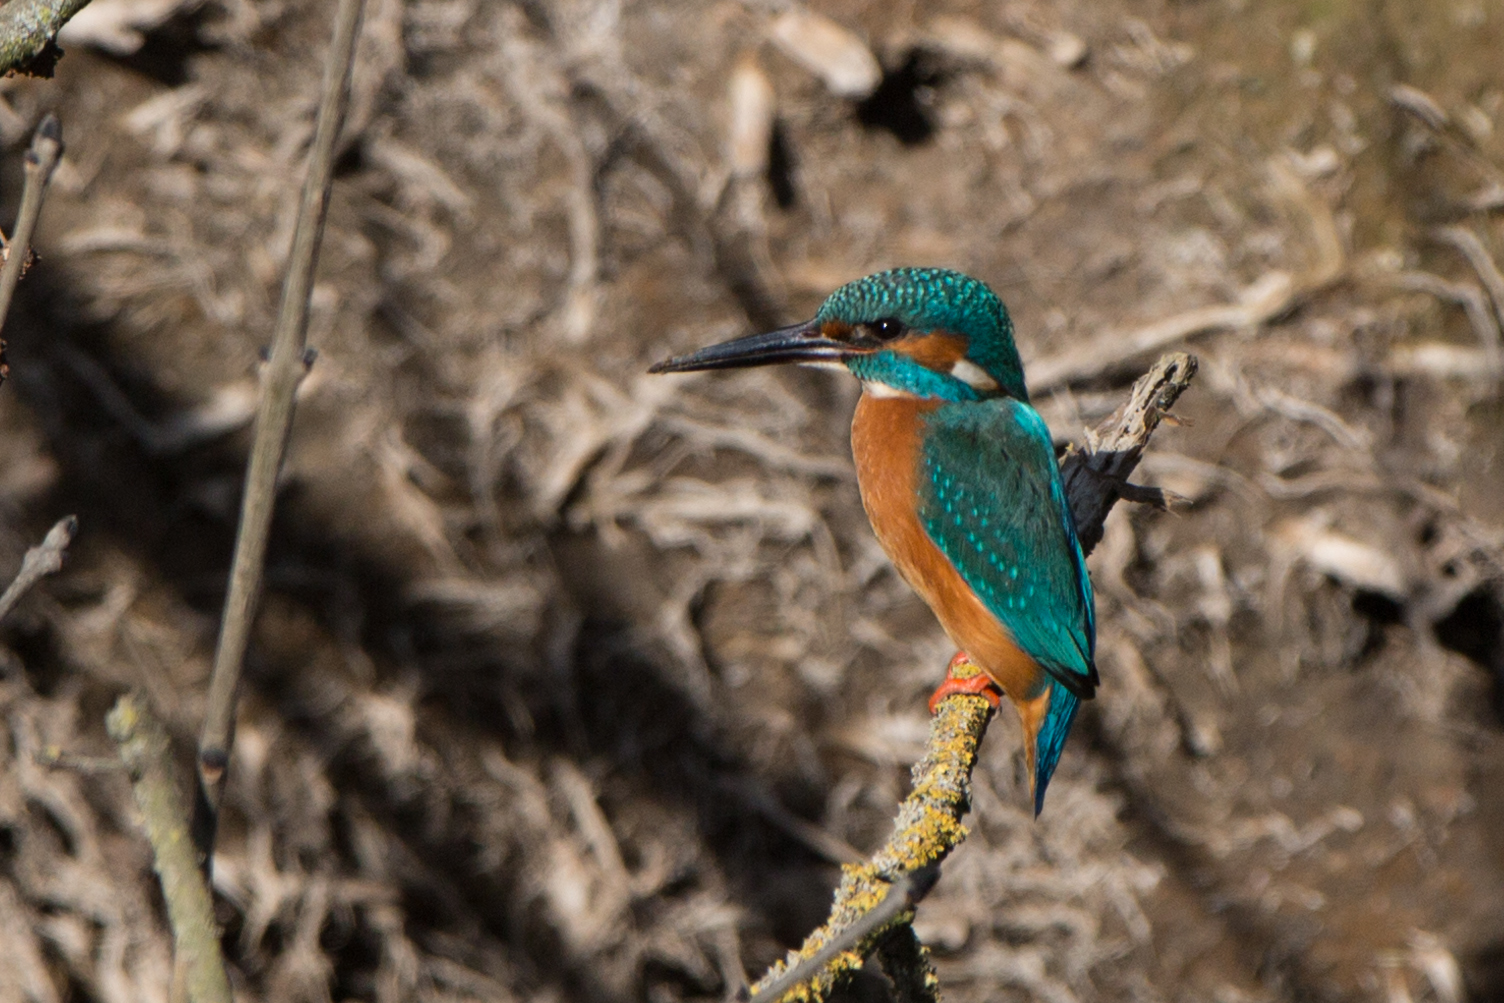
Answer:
0, 1, 1502, 1002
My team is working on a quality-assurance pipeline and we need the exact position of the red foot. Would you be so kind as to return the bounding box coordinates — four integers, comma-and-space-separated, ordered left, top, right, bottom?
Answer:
928, 652, 1003, 714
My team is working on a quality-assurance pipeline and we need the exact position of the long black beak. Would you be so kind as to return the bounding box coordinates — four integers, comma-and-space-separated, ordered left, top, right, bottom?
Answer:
648, 320, 849, 373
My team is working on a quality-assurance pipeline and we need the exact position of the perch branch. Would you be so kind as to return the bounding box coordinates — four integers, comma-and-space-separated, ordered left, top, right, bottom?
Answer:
745, 352, 1199, 1002
108, 694, 232, 1003
0, 515, 76, 624
0, 0, 91, 75
742, 865, 942, 1003
193, 0, 365, 868
0, 114, 62, 344
1061, 352, 1200, 556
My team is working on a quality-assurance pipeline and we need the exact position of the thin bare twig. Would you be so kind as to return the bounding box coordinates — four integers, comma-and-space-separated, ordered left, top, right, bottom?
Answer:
0, 515, 76, 624
0, 0, 92, 75
1432, 226, 1504, 370
194, 0, 366, 868
721, 775, 864, 865
1388, 270, 1503, 375
0, 114, 62, 337
745, 353, 1200, 1002
1390, 84, 1504, 194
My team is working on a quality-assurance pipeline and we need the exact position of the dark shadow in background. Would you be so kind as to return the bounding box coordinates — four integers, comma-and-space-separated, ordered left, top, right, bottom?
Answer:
1433, 586, 1504, 723
1471, 916, 1504, 1002
89, 4, 222, 88
766, 119, 798, 210
855, 49, 945, 147
2, 258, 847, 1003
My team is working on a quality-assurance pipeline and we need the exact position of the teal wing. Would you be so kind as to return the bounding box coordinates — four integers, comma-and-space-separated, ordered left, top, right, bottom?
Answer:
917, 399, 1097, 696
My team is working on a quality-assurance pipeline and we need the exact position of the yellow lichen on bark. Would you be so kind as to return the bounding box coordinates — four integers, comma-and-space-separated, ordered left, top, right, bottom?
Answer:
748, 689, 994, 1002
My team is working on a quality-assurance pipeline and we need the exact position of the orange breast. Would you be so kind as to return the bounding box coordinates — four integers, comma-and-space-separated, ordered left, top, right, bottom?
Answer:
850, 393, 1044, 701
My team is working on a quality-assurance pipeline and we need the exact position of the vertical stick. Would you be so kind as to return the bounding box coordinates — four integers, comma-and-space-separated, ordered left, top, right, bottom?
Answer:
193, 0, 367, 869
0, 114, 61, 337
109, 695, 233, 1003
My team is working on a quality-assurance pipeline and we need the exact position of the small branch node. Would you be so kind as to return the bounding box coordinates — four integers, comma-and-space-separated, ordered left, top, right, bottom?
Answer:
0, 114, 65, 340
0, 514, 77, 625
198, 747, 228, 785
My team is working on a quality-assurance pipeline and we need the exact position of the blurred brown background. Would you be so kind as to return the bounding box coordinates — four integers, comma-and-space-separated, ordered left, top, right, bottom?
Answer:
0, 0, 1502, 1000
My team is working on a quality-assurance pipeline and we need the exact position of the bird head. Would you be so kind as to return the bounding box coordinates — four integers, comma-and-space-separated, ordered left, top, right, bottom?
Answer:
650, 267, 1028, 403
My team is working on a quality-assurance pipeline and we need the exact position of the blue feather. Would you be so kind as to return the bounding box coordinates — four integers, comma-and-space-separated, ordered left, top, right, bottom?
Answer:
916, 398, 1096, 811
1032, 680, 1080, 816
917, 400, 1097, 694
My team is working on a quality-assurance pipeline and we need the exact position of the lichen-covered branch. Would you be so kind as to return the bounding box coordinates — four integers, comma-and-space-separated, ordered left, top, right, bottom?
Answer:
0, 0, 92, 75
107, 695, 232, 1003
746, 352, 1199, 1003
745, 688, 987, 1001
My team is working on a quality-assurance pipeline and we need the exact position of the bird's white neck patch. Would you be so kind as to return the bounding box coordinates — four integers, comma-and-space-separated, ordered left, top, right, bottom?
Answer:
863, 381, 918, 399
949, 359, 999, 391
798, 360, 848, 372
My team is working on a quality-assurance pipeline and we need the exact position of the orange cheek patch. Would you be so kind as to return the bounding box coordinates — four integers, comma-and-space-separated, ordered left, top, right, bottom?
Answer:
820, 321, 853, 341
896, 332, 968, 368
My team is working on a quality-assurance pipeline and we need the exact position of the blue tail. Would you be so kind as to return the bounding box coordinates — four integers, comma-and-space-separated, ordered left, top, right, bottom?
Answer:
1033, 679, 1080, 816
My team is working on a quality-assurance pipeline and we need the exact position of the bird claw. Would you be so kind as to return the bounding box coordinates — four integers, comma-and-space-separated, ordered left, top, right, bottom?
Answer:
928, 653, 1003, 714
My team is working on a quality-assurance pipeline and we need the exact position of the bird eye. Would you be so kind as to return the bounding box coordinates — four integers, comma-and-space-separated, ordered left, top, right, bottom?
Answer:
872, 318, 905, 341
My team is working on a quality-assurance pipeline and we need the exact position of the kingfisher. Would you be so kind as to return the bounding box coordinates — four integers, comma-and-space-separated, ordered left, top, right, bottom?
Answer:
650, 268, 1096, 814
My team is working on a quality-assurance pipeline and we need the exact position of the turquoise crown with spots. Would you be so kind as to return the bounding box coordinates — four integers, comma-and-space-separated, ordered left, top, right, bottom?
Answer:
814, 267, 1029, 402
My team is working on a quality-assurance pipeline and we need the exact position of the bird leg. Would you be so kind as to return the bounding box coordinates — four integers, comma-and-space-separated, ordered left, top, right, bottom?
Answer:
927, 652, 1003, 714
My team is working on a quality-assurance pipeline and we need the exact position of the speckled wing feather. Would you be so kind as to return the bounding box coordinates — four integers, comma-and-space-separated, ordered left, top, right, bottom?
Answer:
917, 399, 1097, 696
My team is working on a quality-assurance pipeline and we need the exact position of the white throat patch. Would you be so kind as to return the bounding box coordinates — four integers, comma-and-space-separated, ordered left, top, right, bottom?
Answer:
949, 359, 999, 391
863, 381, 917, 399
